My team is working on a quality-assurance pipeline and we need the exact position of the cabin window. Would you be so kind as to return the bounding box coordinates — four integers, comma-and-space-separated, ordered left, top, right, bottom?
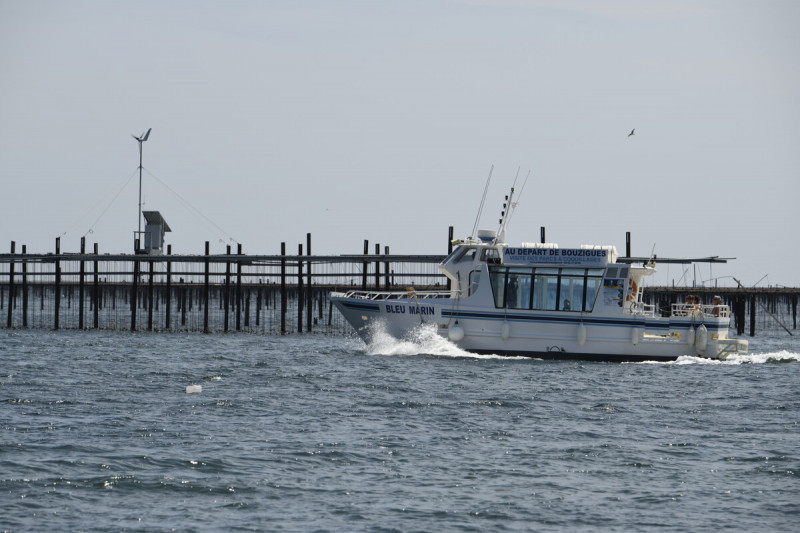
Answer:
533, 268, 559, 310
458, 248, 478, 263
443, 248, 464, 264
584, 269, 605, 312
469, 269, 481, 296
558, 268, 584, 311
506, 268, 532, 309
482, 248, 501, 264
488, 266, 507, 308
488, 266, 607, 312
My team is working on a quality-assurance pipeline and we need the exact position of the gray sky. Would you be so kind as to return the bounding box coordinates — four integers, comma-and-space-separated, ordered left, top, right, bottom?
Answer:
2, 0, 798, 287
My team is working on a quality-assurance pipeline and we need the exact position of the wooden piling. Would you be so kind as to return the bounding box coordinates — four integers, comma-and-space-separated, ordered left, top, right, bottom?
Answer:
224, 245, 231, 332
203, 241, 210, 334
79, 237, 85, 329
93, 243, 99, 329
54, 237, 61, 330
362, 239, 368, 290
147, 260, 154, 331
131, 259, 139, 332
165, 245, 172, 330
236, 243, 243, 331
306, 234, 312, 333
244, 291, 250, 327
626, 231, 631, 258
180, 277, 187, 327
297, 243, 304, 333
384, 245, 391, 290
374, 243, 381, 290
22, 244, 28, 328
447, 226, 453, 291
256, 283, 262, 327
6, 241, 14, 328
733, 296, 745, 335
750, 294, 756, 337
280, 242, 286, 335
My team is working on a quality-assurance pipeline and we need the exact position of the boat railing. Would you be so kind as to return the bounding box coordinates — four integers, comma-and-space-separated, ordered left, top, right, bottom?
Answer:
332, 289, 453, 301
630, 302, 657, 316
670, 303, 730, 318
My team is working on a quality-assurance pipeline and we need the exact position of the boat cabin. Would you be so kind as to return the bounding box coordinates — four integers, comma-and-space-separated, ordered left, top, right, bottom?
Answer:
441, 235, 653, 315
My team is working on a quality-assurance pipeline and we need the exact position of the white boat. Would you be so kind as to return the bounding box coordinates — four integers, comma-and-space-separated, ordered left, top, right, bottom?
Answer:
331, 187, 748, 362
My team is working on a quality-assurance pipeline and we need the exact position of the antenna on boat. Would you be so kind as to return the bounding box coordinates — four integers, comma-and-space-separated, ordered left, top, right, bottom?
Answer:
644, 243, 657, 268
495, 186, 515, 244
503, 169, 530, 228
470, 165, 494, 240
494, 168, 531, 243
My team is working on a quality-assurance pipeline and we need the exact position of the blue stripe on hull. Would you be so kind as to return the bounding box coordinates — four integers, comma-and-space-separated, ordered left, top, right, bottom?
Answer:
442, 309, 727, 332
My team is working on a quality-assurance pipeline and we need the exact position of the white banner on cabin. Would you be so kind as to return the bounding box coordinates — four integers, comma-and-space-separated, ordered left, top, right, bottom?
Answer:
503, 247, 610, 266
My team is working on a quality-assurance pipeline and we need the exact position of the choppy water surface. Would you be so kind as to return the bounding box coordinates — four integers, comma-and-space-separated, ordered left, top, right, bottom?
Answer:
1, 327, 798, 532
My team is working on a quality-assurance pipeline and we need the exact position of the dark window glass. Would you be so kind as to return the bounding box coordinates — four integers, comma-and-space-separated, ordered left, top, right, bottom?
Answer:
488, 266, 506, 308
506, 268, 532, 309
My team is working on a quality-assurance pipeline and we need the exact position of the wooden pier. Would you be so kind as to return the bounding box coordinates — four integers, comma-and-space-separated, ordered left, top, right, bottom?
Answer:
642, 286, 798, 337
2, 234, 798, 336
0, 236, 447, 335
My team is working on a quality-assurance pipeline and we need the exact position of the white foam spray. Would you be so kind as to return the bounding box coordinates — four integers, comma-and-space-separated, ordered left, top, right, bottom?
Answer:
659, 351, 800, 365
363, 321, 512, 359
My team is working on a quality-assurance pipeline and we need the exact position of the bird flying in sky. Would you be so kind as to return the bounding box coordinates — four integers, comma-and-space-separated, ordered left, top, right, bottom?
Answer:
628, 128, 635, 137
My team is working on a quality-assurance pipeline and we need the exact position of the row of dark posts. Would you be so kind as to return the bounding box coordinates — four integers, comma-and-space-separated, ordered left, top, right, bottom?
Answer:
5, 230, 433, 334
4, 235, 324, 334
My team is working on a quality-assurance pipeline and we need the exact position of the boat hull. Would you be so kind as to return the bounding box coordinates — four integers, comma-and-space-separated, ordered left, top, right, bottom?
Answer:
330, 293, 747, 362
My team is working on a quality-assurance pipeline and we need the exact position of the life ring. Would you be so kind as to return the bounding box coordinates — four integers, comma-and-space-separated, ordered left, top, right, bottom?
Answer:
625, 279, 638, 301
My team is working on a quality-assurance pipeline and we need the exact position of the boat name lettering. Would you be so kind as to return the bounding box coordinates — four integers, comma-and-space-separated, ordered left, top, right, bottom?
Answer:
503, 247, 608, 265
384, 304, 436, 316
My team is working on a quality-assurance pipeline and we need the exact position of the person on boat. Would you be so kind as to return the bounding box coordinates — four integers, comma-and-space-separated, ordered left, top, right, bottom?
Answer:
680, 295, 692, 315
562, 299, 571, 311
689, 294, 703, 316
680, 294, 700, 316
506, 276, 519, 308
712, 295, 723, 317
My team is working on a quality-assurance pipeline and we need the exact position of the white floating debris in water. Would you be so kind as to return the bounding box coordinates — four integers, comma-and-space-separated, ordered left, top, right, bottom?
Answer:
185, 385, 202, 394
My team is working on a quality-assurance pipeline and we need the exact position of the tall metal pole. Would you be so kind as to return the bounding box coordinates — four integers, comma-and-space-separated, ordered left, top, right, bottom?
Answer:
138, 139, 143, 240
131, 128, 151, 252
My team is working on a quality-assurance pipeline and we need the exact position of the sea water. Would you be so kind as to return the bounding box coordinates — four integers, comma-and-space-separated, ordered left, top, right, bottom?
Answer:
1, 327, 798, 532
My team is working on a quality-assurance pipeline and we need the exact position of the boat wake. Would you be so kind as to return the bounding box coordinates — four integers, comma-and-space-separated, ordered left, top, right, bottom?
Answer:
664, 350, 800, 365
364, 321, 506, 359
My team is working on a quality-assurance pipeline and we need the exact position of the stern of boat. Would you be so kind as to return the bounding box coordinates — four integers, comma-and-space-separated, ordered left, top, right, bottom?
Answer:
667, 302, 749, 360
